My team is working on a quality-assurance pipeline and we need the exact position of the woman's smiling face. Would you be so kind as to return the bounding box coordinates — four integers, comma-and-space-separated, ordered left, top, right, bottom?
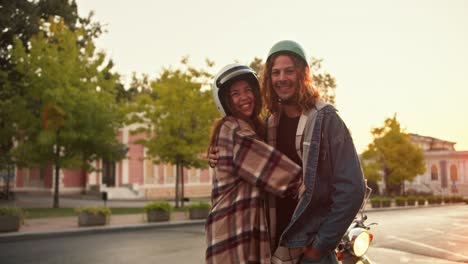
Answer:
229, 80, 255, 117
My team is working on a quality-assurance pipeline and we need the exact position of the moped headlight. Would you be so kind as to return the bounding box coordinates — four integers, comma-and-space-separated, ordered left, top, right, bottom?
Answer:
349, 228, 372, 257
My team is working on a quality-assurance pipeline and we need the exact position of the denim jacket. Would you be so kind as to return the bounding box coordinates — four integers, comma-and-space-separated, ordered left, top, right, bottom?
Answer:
267, 103, 366, 257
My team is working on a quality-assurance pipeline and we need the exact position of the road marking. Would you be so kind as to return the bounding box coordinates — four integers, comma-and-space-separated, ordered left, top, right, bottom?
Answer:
387, 235, 468, 261
424, 228, 468, 240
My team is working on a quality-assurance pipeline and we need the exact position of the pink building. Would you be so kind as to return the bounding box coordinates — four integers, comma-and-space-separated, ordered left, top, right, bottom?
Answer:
7, 124, 213, 200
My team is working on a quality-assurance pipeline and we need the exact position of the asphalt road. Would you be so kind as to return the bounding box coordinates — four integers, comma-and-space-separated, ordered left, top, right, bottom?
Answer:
367, 204, 468, 264
0, 205, 467, 264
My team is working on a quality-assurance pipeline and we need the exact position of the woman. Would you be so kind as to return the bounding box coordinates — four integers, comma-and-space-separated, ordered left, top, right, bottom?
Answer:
205, 64, 302, 264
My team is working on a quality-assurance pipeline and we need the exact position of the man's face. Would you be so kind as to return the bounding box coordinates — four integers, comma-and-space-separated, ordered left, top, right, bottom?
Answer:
271, 54, 298, 101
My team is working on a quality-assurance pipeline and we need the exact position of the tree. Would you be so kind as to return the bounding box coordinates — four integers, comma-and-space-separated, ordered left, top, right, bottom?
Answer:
10, 18, 123, 208
309, 57, 336, 106
0, 0, 104, 198
361, 114, 426, 196
129, 59, 218, 207
249, 57, 263, 75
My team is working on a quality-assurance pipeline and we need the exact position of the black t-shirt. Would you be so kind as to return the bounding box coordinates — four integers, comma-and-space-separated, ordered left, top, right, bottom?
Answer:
275, 112, 302, 245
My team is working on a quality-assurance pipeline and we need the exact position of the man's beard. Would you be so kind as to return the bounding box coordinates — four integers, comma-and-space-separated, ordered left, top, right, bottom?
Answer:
278, 96, 296, 105
275, 81, 297, 105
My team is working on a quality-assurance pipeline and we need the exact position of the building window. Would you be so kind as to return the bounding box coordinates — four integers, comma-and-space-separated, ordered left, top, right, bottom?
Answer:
450, 165, 458, 182
431, 165, 438, 180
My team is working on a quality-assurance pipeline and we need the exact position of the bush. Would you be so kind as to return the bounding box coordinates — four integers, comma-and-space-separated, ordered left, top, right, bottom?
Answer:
381, 197, 392, 207
187, 201, 211, 220
75, 207, 111, 216
442, 196, 451, 204
406, 196, 416, 206
417, 196, 426, 206
187, 201, 211, 210
370, 197, 381, 208
395, 196, 406, 206
0, 206, 24, 232
144, 201, 172, 213
427, 196, 442, 205
0, 207, 25, 217
450, 196, 464, 203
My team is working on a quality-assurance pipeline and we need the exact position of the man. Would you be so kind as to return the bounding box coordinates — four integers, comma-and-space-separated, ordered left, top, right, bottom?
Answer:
262, 40, 365, 264
209, 40, 365, 264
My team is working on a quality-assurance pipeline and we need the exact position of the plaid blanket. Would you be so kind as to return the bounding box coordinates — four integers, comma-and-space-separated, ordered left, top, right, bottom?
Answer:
205, 117, 302, 264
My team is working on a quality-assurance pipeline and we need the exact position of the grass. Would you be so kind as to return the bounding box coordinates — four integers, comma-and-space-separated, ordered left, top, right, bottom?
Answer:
24, 207, 145, 219
24, 206, 189, 219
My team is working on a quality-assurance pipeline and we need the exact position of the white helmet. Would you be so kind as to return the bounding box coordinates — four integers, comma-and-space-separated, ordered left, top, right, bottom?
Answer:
212, 63, 259, 116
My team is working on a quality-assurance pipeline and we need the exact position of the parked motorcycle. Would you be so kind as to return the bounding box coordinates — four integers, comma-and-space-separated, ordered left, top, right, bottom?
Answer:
336, 185, 376, 264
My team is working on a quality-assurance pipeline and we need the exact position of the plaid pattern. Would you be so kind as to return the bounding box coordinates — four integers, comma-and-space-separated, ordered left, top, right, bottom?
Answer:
205, 117, 302, 264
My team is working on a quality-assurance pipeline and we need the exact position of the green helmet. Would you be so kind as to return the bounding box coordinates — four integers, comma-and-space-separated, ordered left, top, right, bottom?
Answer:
267, 40, 308, 66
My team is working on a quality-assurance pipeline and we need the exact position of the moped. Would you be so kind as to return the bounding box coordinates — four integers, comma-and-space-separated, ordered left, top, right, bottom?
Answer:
337, 185, 376, 264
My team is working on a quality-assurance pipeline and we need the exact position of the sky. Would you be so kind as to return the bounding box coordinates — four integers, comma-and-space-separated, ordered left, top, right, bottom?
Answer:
76, 0, 468, 153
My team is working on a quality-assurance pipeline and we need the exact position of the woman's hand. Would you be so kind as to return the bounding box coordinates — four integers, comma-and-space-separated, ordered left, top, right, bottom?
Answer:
284, 171, 302, 198
208, 146, 219, 168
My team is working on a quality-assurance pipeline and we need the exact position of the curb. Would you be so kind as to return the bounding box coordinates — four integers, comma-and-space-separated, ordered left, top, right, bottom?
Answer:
0, 219, 206, 243
0, 204, 464, 243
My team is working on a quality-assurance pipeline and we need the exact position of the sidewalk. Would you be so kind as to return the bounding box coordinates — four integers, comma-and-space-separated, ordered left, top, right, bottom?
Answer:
0, 194, 206, 242
1, 193, 464, 242
0, 211, 206, 243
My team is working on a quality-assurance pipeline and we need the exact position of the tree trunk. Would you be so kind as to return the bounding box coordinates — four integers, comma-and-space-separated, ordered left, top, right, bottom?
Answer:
81, 155, 88, 194
175, 163, 180, 208
53, 131, 60, 208
5, 165, 11, 199
383, 169, 390, 196
401, 180, 406, 196
181, 165, 185, 207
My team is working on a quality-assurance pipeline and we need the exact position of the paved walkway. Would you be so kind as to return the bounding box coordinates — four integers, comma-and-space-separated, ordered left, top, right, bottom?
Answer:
1, 193, 465, 242
0, 194, 205, 241
18, 211, 188, 233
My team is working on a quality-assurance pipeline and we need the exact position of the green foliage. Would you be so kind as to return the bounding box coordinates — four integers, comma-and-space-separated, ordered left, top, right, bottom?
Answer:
24, 207, 144, 219
187, 201, 211, 210
130, 60, 218, 168
144, 201, 172, 213
249, 57, 264, 75
370, 197, 381, 208
361, 114, 426, 196
1, 0, 103, 174
309, 57, 337, 106
362, 161, 382, 183
0, 207, 25, 217
75, 207, 112, 216
9, 18, 124, 208
381, 197, 392, 207
427, 196, 442, 204
417, 196, 426, 204
0, 0, 83, 67
450, 196, 464, 203
127, 58, 219, 207
395, 196, 406, 206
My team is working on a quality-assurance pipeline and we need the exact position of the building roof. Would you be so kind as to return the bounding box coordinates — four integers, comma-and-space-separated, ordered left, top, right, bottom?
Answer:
409, 133, 456, 151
